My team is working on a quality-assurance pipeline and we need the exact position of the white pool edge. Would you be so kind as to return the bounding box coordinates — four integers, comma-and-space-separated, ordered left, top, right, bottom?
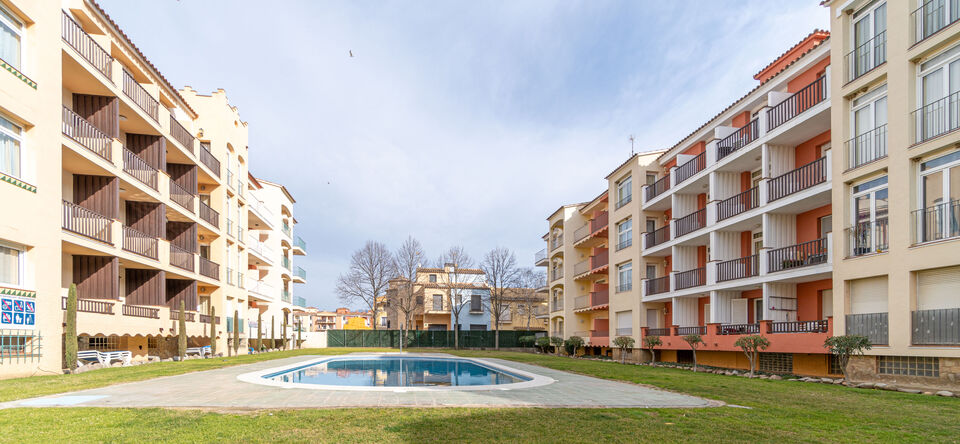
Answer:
236, 352, 556, 392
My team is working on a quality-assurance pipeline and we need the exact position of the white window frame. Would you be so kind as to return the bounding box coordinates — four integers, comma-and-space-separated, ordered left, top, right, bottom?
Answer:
918, 150, 960, 238
0, 3, 23, 71
0, 113, 22, 180
616, 175, 632, 205
0, 240, 25, 288
850, 1, 886, 74
617, 262, 632, 292
850, 176, 888, 253
617, 218, 632, 248
917, 43, 960, 117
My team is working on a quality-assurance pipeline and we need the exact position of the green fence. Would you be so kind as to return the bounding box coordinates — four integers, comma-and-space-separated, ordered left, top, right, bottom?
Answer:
326, 330, 543, 348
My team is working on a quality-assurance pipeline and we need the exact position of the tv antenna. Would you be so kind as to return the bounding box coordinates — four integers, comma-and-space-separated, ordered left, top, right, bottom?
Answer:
629, 135, 635, 156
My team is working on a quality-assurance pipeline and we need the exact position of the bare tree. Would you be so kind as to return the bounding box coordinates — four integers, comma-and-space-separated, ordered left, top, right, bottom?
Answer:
439, 246, 476, 349
392, 236, 426, 351
480, 247, 521, 350
336, 241, 394, 330
515, 267, 547, 330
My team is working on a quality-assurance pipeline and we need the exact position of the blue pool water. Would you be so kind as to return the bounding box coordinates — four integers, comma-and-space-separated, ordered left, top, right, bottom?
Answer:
264, 357, 529, 387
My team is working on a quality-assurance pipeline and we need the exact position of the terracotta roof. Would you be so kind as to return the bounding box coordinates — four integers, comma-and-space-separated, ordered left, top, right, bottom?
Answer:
88, 0, 198, 118
753, 29, 829, 82
655, 31, 830, 163
419, 283, 488, 290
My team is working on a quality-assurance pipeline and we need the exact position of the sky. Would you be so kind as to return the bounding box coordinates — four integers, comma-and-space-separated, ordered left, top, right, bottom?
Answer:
99, 0, 829, 310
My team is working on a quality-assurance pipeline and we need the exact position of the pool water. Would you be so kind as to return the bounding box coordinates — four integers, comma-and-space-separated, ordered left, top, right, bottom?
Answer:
264, 357, 529, 387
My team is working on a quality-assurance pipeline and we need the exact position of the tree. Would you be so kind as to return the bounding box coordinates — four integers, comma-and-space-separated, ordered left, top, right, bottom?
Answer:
256, 311, 263, 352
550, 336, 564, 356
282, 312, 288, 350
233, 310, 240, 355
734, 335, 770, 377
297, 319, 302, 349
178, 301, 187, 360
64, 283, 78, 370
271, 316, 276, 350
392, 236, 426, 353
438, 246, 478, 349
336, 241, 394, 331
683, 334, 705, 372
824, 335, 872, 383
209, 306, 217, 356
515, 268, 547, 330
643, 335, 662, 364
535, 336, 551, 353
613, 336, 635, 364
480, 247, 521, 350
564, 336, 584, 356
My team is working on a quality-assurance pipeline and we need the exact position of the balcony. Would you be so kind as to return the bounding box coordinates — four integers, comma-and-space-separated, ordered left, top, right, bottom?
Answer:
718, 323, 760, 335
677, 326, 706, 335
199, 144, 220, 178
767, 156, 827, 202
294, 266, 307, 282
716, 255, 759, 282
912, 308, 960, 345
574, 211, 608, 246
574, 289, 609, 312
226, 169, 235, 190
716, 187, 759, 222
644, 319, 832, 353
199, 256, 219, 281
282, 221, 292, 238
551, 298, 564, 312
62, 106, 111, 161
122, 304, 159, 319
293, 236, 307, 254
845, 312, 888, 345
769, 319, 829, 334
674, 267, 705, 290
122, 226, 158, 260
123, 148, 158, 190
767, 238, 828, 273
247, 233, 276, 263
912, 0, 960, 44
248, 196, 275, 229
845, 31, 886, 83
674, 208, 706, 238
551, 268, 563, 282
846, 218, 889, 257
62, 200, 112, 244
644, 225, 669, 249
282, 255, 291, 270
61, 12, 112, 78
644, 173, 670, 203
122, 69, 158, 121
551, 236, 564, 251
615, 327, 632, 336
199, 201, 219, 228
169, 244, 195, 272
912, 200, 960, 244
644, 276, 670, 297
575, 249, 608, 280
246, 277, 277, 300
169, 178, 195, 213
717, 119, 758, 160
169, 115, 195, 154
61, 297, 114, 315
535, 248, 548, 266
913, 91, 960, 144
845, 125, 887, 170
169, 310, 196, 322
675, 152, 706, 184
646, 327, 671, 336
767, 75, 827, 131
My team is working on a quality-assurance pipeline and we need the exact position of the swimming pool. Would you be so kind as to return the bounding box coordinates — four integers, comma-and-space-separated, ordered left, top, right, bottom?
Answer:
237, 353, 555, 391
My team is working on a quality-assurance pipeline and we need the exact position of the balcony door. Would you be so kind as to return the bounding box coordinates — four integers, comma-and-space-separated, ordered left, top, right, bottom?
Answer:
851, 176, 888, 254
852, 1, 886, 78
919, 151, 960, 242
646, 309, 659, 329
919, 44, 960, 140
850, 85, 887, 166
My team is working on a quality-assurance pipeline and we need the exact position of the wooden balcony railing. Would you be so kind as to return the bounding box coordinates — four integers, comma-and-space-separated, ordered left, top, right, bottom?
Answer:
199, 256, 220, 280
644, 276, 670, 296
123, 148, 158, 190
716, 254, 758, 282
846, 124, 887, 170
674, 208, 706, 237
644, 173, 670, 202
169, 243, 195, 272
61, 12, 112, 78
767, 238, 827, 273
647, 327, 671, 336
122, 225, 158, 260
719, 323, 760, 335
767, 156, 826, 202
912, 200, 960, 244
169, 115, 195, 154
717, 119, 758, 160
62, 200, 112, 244
675, 152, 706, 184
644, 225, 670, 249
199, 145, 221, 177
62, 296, 114, 315
198, 314, 221, 324
169, 310, 196, 322
122, 69, 158, 121
845, 30, 886, 83
677, 326, 706, 336
674, 267, 705, 290
767, 75, 827, 131
169, 178, 195, 213
62, 106, 111, 161
769, 320, 828, 334
717, 186, 759, 221
199, 201, 219, 228
123, 304, 159, 319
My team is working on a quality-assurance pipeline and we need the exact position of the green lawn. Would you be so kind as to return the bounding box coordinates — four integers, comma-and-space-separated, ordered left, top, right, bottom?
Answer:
1, 348, 957, 443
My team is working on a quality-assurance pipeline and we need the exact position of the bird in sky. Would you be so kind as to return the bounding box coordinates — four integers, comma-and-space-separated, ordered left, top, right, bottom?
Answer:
349, 50, 354, 57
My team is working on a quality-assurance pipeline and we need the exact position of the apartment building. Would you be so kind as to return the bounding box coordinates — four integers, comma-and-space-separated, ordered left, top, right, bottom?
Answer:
384, 265, 490, 331
0, 1, 308, 378
824, 0, 960, 390
489, 288, 549, 331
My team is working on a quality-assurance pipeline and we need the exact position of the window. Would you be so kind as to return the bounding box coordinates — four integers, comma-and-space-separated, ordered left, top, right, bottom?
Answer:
759, 352, 794, 373
616, 175, 632, 208
645, 218, 656, 233
81, 335, 119, 351
917, 44, 960, 141
850, 1, 886, 79
849, 85, 888, 168
0, 5, 22, 71
751, 169, 762, 188
645, 173, 657, 185
877, 356, 939, 377
469, 324, 487, 331
617, 262, 632, 292
645, 264, 657, 280
0, 243, 22, 287
917, 266, 960, 310
850, 176, 888, 255
818, 215, 833, 238
917, 150, 960, 242
470, 294, 481, 312
0, 114, 22, 179
752, 230, 763, 255
432, 294, 443, 311
753, 298, 764, 322
616, 218, 632, 250
429, 274, 437, 283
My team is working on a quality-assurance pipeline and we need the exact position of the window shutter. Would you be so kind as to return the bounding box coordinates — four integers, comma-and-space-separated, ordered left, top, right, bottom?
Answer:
918, 266, 960, 310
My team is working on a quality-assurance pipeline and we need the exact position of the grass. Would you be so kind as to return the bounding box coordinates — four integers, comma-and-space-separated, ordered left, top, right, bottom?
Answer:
1, 348, 958, 443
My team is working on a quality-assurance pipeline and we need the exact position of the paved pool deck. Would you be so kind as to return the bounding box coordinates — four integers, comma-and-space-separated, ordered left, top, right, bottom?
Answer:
4, 353, 720, 409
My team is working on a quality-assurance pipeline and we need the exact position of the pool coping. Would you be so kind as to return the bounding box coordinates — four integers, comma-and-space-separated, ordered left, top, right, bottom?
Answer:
236, 352, 557, 392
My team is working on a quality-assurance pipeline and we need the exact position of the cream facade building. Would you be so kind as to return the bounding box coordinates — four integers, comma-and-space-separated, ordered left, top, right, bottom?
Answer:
0, 0, 308, 378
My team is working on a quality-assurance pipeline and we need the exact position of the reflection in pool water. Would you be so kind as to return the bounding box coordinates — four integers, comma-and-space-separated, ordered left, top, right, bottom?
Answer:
266, 357, 529, 387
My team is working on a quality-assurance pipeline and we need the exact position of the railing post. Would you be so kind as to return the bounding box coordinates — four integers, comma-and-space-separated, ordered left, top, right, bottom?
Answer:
759, 248, 768, 276
824, 148, 833, 181
826, 232, 834, 265
705, 262, 716, 286
757, 106, 770, 137
668, 166, 678, 188
824, 64, 831, 100
705, 140, 717, 166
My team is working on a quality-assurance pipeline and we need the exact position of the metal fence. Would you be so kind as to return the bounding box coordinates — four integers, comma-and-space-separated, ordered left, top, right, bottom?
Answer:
846, 312, 888, 345
912, 308, 960, 345
326, 329, 543, 348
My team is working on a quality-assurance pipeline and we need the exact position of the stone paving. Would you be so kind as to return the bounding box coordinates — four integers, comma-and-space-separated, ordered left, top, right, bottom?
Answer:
5, 354, 719, 409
